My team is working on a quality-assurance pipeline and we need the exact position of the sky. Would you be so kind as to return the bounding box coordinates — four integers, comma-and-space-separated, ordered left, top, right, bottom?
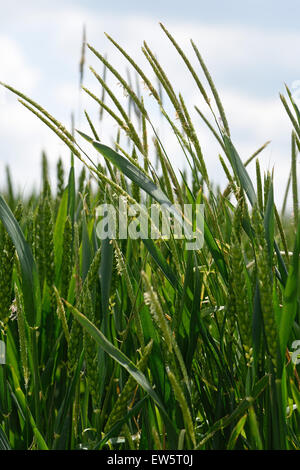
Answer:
1, 0, 300, 207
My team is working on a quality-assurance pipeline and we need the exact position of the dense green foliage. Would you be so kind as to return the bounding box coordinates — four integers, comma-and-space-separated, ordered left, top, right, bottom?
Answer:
0, 24, 299, 450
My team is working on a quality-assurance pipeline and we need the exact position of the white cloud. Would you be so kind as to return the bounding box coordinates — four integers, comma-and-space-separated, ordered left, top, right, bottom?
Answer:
0, 36, 40, 91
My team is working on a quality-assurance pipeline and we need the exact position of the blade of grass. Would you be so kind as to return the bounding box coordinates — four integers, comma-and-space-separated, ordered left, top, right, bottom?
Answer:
0, 195, 38, 327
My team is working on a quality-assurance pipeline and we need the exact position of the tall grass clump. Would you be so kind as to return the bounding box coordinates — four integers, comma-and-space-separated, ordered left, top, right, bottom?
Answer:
0, 24, 299, 450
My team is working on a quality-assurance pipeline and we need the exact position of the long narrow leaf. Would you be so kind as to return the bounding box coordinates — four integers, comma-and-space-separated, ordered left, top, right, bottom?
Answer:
0, 195, 37, 326
279, 218, 300, 362
65, 300, 171, 420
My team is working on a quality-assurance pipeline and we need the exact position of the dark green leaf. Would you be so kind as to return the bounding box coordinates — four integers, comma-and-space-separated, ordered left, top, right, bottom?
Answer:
0, 195, 38, 326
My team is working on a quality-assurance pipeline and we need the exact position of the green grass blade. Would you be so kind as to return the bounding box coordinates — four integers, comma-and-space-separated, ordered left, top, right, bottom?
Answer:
10, 367, 48, 449
67, 166, 75, 227
223, 135, 257, 206
264, 181, 275, 261
142, 238, 181, 292
54, 187, 68, 281
197, 375, 269, 448
279, 218, 300, 363
0, 426, 10, 450
100, 237, 113, 336
226, 414, 247, 450
65, 301, 170, 420
77, 131, 172, 207
94, 396, 148, 450
0, 195, 38, 326
81, 213, 92, 281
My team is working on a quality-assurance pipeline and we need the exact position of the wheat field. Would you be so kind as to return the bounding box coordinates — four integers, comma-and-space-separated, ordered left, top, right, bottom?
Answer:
0, 24, 299, 450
